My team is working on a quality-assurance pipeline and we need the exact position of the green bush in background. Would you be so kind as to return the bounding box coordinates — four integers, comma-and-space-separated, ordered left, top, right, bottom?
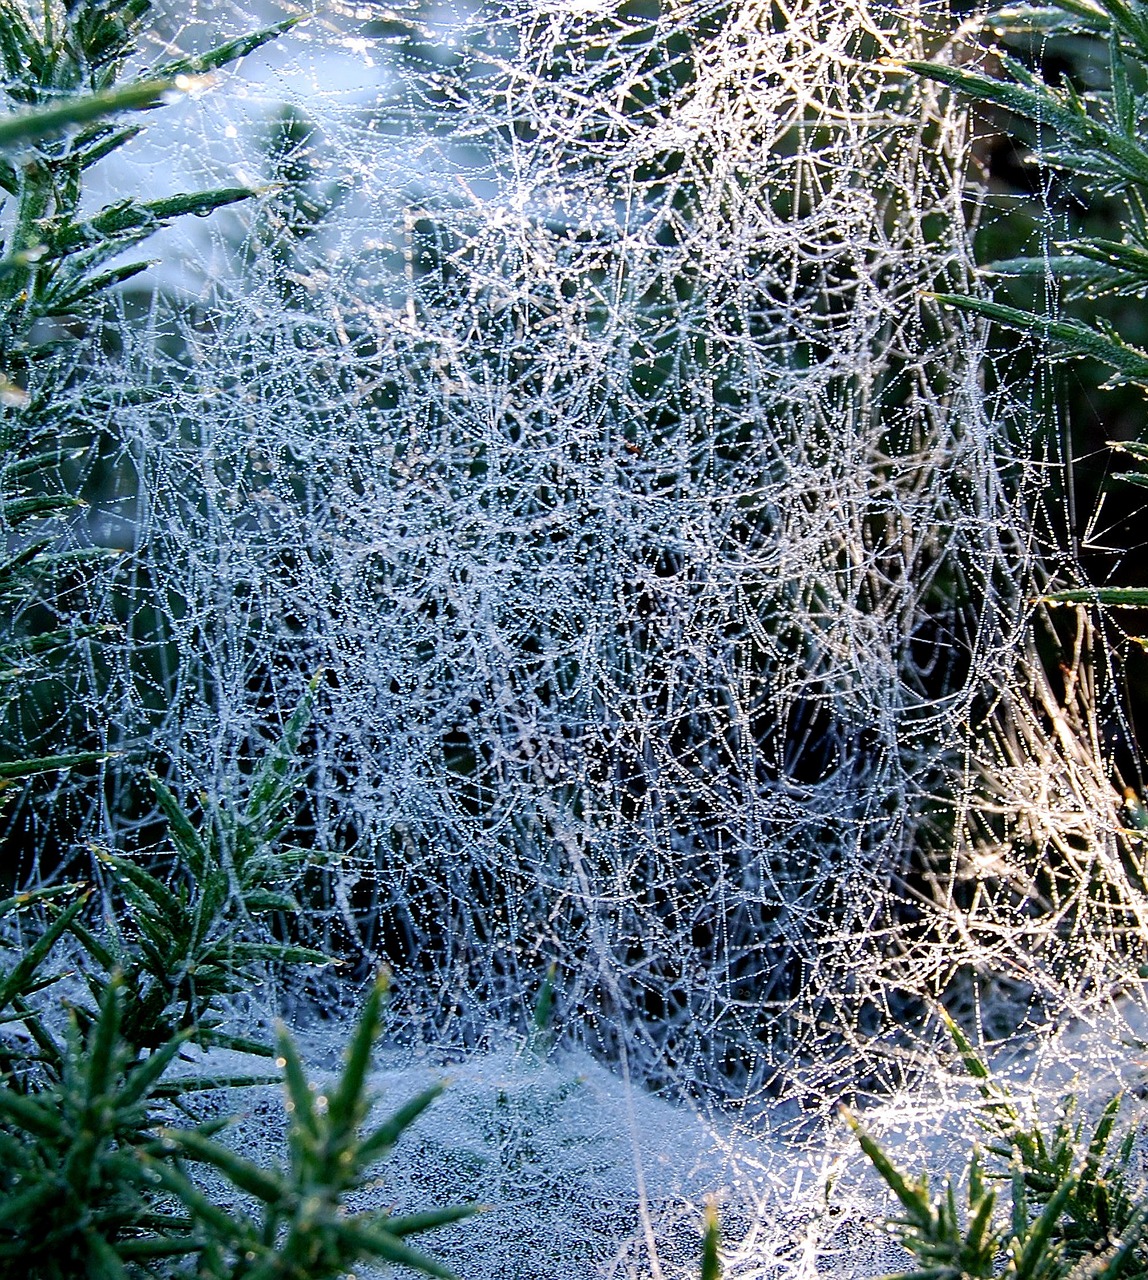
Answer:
844, 12, 1148, 1274
0, 0, 291, 872
0, 686, 473, 1277
0, 3, 475, 1275
912, 0, 1148, 618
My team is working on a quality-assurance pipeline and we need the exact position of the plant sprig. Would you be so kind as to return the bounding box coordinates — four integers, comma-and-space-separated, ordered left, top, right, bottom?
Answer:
155, 971, 480, 1280
851, 1015, 1148, 1280
78, 677, 333, 1054
909, 0, 1148, 615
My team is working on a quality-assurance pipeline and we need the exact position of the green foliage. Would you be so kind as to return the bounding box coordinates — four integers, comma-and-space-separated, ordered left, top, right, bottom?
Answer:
77, 677, 333, 1053
0, 78, 170, 150
0, 0, 292, 360
0, 972, 204, 1278
944, 1013, 1146, 1274
0, 702, 469, 1278
0, 0, 293, 799
0, 882, 87, 1082
0, 431, 121, 757
526, 961, 557, 1059
851, 1015, 1148, 1280
0, 5, 474, 1278
909, 0, 1148, 611
0, 969, 470, 1279
155, 972, 479, 1280
247, 104, 341, 308
847, 1116, 1003, 1280
700, 1201, 722, 1280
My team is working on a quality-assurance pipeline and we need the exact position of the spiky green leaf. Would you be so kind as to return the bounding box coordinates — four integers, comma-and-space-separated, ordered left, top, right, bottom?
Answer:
328, 969, 387, 1141
359, 1082, 447, 1165
148, 774, 211, 881
159, 1127, 285, 1204
1042, 587, 1148, 605
0, 79, 172, 150
329, 1218, 460, 1280
0, 889, 88, 1011
152, 17, 304, 79
701, 1201, 722, 1280
382, 1205, 483, 1238
275, 1022, 320, 1146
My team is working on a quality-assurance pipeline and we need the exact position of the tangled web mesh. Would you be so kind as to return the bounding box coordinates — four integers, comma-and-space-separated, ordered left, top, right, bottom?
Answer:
9, 0, 1147, 1112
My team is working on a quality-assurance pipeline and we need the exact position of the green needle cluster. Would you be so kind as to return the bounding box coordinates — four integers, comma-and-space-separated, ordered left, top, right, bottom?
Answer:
852, 1015, 1148, 1280
78, 676, 333, 1054
910, 0, 1148, 613
0, 0, 296, 799
0, 693, 473, 1278
153, 973, 480, 1280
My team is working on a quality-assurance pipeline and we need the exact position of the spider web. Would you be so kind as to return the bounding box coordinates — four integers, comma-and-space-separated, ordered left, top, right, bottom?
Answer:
9, 0, 1146, 1114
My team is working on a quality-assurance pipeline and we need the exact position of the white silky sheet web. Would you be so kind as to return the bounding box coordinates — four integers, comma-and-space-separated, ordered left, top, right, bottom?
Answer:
18, 0, 1148, 1139
178, 992, 1148, 1280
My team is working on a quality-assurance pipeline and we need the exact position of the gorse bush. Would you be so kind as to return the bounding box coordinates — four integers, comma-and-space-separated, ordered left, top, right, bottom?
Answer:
0, 0, 742, 1270
842, 14, 1148, 1276
851, 1017, 1148, 1280
0, 5, 474, 1275
912, 0, 1148, 614
0, 0, 289, 852
80, 677, 333, 1055
0, 0, 1138, 1115
0, 699, 474, 1279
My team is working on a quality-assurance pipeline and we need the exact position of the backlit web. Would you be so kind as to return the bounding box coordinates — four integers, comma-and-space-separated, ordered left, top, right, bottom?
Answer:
9, 0, 1145, 1119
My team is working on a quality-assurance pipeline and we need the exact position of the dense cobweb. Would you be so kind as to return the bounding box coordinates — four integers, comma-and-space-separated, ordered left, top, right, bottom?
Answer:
12, 0, 1147, 1122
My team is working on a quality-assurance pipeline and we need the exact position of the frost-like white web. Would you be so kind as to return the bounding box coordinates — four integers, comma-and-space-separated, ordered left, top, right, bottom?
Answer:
10, 0, 1148, 1129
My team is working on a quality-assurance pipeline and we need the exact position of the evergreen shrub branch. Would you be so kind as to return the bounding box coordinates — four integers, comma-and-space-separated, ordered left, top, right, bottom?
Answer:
850, 13, 1148, 1276
0, 688, 472, 1278
0, 0, 288, 786
909, 0, 1148, 612
852, 1017, 1148, 1280
0, 2, 474, 1275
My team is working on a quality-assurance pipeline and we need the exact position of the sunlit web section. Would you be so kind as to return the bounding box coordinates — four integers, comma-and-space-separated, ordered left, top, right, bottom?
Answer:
19, 0, 1144, 1112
